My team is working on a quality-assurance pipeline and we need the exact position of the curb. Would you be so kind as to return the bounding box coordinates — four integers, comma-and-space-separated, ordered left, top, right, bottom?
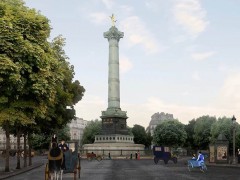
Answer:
0, 163, 44, 180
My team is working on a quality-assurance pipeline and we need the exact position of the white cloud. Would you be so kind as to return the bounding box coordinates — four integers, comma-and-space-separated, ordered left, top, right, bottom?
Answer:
140, 96, 240, 126
216, 72, 240, 109
191, 51, 216, 61
119, 5, 134, 15
181, 91, 190, 96
89, 12, 108, 25
101, 0, 114, 9
192, 71, 201, 81
120, 55, 133, 73
75, 95, 106, 121
120, 16, 165, 54
173, 0, 209, 38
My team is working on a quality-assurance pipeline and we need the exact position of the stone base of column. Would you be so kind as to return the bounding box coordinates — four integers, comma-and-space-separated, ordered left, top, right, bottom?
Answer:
101, 108, 128, 135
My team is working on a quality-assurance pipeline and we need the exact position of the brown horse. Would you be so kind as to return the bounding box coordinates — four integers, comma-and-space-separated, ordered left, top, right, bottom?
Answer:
48, 142, 63, 180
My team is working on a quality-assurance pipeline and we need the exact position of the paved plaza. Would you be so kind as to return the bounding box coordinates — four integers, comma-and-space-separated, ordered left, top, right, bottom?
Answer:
1, 156, 240, 180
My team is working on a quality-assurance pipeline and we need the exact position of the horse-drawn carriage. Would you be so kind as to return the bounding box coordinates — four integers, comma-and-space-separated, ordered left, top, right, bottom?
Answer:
86, 152, 102, 161
153, 146, 177, 164
45, 140, 81, 180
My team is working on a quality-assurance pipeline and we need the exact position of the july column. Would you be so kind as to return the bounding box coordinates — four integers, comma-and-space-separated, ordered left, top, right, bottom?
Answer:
104, 26, 124, 110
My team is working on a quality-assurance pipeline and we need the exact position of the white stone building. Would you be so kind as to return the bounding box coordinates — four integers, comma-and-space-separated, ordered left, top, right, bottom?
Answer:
146, 112, 174, 136
68, 117, 89, 146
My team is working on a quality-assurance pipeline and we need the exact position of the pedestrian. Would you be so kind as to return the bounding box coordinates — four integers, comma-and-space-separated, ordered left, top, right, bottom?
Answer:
135, 152, 137, 159
238, 149, 240, 163
192, 154, 196, 160
137, 150, 140, 160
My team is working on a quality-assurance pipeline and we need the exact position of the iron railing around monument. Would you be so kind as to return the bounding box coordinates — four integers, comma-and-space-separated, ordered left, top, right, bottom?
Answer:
79, 149, 153, 159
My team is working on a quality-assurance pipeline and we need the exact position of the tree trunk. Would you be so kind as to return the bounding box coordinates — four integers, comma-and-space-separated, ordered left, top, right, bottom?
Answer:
5, 124, 10, 172
16, 131, 21, 169
28, 133, 32, 166
23, 133, 27, 167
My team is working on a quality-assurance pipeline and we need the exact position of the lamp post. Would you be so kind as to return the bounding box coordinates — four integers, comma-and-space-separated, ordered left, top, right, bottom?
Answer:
232, 115, 236, 164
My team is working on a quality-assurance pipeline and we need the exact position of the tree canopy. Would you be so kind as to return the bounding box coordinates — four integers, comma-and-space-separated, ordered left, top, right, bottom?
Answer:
81, 120, 101, 145
132, 124, 152, 148
0, 0, 85, 171
153, 120, 187, 147
193, 115, 216, 149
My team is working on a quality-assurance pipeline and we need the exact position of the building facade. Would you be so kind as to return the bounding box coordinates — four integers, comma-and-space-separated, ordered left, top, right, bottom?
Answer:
68, 117, 89, 146
0, 128, 24, 150
146, 112, 174, 136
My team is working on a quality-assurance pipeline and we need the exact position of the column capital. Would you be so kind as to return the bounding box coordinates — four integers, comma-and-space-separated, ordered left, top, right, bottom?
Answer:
104, 26, 124, 42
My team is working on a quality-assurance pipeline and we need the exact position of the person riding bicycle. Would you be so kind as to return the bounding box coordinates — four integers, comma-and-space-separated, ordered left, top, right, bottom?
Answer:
197, 151, 204, 167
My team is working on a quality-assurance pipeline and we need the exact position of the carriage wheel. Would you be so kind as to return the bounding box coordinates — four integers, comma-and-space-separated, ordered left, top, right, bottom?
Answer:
164, 159, 168, 164
45, 163, 50, 180
77, 157, 81, 179
154, 157, 159, 164
187, 161, 193, 172
200, 162, 207, 172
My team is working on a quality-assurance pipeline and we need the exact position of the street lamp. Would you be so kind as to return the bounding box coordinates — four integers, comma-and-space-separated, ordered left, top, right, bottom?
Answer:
232, 115, 236, 164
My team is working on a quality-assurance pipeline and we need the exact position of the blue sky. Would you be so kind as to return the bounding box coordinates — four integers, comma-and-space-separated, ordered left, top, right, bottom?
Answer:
24, 0, 240, 128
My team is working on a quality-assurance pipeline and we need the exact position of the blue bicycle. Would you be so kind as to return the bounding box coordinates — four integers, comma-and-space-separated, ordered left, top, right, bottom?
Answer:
187, 159, 207, 172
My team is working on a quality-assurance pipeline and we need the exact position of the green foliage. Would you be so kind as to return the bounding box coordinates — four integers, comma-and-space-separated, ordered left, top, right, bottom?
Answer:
236, 125, 240, 148
0, 0, 58, 128
210, 117, 232, 143
126, 126, 133, 136
35, 36, 85, 136
193, 115, 216, 149
31, 133, 46, 150
132, 124, 152, 148
153, 120, 187, 147
81, 120, 101, 145
132, 125, 146, 144
146, 131, 153, 149
57, 126, 71, 142
31, 126, 71, 150
210, 117, 240, 150
184, 119, 196, 149
0, 0, 85, 171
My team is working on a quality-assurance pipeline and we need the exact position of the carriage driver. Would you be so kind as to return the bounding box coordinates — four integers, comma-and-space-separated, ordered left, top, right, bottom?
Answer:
59, 140, 69, 152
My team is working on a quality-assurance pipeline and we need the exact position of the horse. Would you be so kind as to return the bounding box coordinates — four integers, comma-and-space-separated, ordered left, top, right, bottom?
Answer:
48, 142, 63, 180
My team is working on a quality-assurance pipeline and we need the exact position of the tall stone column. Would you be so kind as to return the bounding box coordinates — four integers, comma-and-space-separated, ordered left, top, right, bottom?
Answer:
101, 26, 128, 135
104, 26, 123, 110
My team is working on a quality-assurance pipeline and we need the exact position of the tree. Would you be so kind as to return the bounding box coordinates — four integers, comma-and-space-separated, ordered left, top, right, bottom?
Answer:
193, 115, 216, 150
81, 120, 101, 145
145, 132, 153, 149
35, 35, 85, 137
210, 117, 240, 155
153, 120, 187, 147
210, 117, 232, 143
0, 0, 59, 171
131, 124, 151, 148
184, 119, 196, 149
31, 126, 71, 151
0, 0, 85, 171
